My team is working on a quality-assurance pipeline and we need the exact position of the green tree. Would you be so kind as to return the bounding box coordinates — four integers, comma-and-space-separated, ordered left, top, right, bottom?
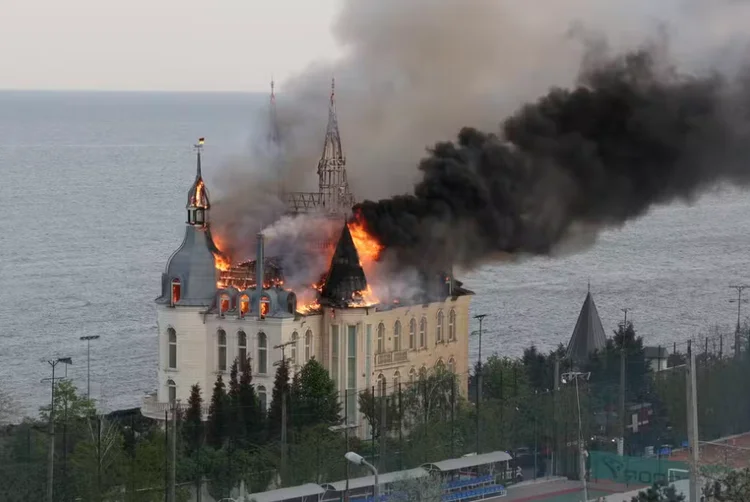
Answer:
267, 359, 290, 440
228, 359, 242, 443
39, 380, 96, 424
358, 389, 401, 434
291, 358, 340, 429
182, 384, 204, 454
631, 481, 685, 502
206, 374, 229, 448
238, 358, 264, 445
703, 468, 750, 502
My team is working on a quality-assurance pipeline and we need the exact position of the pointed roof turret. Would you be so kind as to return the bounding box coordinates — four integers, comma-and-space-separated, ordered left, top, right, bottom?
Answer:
566, 290, 607, 364
320, 224, 368, 306
317, 78, 354, 214
157, 138, 221, 307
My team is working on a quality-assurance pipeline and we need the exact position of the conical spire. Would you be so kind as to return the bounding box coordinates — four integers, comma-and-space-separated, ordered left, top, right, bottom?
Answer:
317, 78, 354, 214
268, 78, 280, 147
187, 138, 209, 210
566, 289, 607, 365
321, 224, 368, 306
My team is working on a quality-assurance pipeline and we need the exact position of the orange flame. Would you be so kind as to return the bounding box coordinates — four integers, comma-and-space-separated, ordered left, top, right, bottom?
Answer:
348, 219, 383, 263
347, 217, 382, 307
211, 234, 232, 272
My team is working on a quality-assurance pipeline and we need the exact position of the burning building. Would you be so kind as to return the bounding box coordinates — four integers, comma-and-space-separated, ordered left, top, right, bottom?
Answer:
142, 85, 474, 436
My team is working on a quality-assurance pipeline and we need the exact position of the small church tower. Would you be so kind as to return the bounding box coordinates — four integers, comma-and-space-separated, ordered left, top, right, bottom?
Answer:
317, 78, 355, 215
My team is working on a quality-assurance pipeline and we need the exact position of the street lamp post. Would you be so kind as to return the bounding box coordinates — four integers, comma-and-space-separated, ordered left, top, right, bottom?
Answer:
561, 372, 590, 502
472, 313, 488, 455
43, 356, 72, 502
345, 451, 379, 500
80, 335, 100, 399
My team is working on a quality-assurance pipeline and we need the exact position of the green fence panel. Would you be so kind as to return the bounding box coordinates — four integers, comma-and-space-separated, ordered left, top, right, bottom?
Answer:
590, 451, 689, 486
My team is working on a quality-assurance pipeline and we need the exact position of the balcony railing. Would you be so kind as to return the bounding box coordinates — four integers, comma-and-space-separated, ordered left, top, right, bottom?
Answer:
141, 393, 209, 421
375, 349, 409, 367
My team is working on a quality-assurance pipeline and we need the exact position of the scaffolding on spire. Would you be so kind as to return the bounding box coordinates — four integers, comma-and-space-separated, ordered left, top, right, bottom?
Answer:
286, 77, 355, 217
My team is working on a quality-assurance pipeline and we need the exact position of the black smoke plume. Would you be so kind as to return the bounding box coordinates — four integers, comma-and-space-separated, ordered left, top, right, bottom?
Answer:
354, 47, 750, 270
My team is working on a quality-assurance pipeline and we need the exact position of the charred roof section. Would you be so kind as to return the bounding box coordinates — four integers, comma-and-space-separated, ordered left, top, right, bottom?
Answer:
321, 224, 367, 307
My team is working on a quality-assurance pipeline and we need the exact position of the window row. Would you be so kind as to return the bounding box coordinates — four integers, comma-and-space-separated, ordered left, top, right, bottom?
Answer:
375, 309, 457, 354
374, 357, 457, 395
166, 328, 270, 375
166, 378, 268, 413
290, 330, 314, 367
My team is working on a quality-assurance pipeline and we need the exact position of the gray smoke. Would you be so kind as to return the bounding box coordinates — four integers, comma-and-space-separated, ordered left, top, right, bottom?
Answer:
210, 0, 750, 270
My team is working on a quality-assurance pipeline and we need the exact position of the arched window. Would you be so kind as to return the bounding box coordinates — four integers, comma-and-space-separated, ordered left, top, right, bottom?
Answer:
409, 368, 416, 385
239, 295, 250, 317
257, 332, 268, 374
409, 318, 416, 350
171, 279, 181, 305
167, 328, 177, 369
436, 359, 445, 371
219, 294, 230, 316
393, 321, 402, 351
393, 370, 401, 391
436, 310, 444, 343
419, 317, 427, 348
291, 331, 299, 366
167, 379, 176, 403
260, 296, 270, 319
377, 323, 385, 354
238, 331, 247, 368
448, 309, 457, 341
419, 365, 427, 380
305, 330, 312, 362
448, 357, 456, 374
217, 329, 227, 371
377, 373, 387, 397
258, 385, 267, 413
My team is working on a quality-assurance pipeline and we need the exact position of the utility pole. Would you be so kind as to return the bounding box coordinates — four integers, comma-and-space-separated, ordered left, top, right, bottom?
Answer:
553, 358, 560, 476
43, 357, 72, 502
170, 402, 177, 502
729, 285, 749, 359
379, 384, 387, 473
273, 341, 294, 486
473, 314, 488, 454
561, 372, 591, 502
80, 335, 100, 399
619, 308, 630, 456
685, 345, 700, 502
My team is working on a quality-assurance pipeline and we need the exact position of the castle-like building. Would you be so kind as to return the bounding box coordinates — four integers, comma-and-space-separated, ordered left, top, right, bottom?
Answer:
141, 81, 473, 435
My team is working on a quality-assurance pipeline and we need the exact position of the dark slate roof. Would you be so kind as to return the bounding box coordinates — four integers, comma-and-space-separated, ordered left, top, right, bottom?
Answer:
566, 292, 607, 364
156, 225, 219, 306
320, 224, 367, 306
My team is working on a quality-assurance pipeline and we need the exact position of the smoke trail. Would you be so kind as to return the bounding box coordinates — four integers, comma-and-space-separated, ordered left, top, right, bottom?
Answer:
354, 45, 750, 270
211, 0, 750, 265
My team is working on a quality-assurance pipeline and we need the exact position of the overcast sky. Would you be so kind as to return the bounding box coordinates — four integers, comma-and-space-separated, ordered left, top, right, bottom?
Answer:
1, 0, 343, 92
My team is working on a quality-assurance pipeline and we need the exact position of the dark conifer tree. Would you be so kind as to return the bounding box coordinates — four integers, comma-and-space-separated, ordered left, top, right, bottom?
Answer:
182, 383, 204, 453
238, 357, 264, 444
228, 359, 241, 442
206, 374, 229, 448
267, 359, 290, 440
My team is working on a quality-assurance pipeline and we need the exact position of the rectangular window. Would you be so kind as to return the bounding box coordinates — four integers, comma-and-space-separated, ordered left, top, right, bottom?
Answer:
169, 344, 177, 369
365, 324, 372, 390
331, 325, 339, 388
347, 325, 357, 422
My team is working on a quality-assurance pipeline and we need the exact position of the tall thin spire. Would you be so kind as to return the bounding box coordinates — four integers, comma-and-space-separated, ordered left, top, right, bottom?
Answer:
317, 77, 354, 215
194, 137, 204, 179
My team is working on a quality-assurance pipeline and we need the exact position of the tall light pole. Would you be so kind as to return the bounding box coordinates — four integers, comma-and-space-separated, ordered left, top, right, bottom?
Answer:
561, 371, 590, 502
80, 335, 100, 399
473, 313, 488, 455
43, 356, 72, 502
729, 285, 749, 358
345, 451, 379, 500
